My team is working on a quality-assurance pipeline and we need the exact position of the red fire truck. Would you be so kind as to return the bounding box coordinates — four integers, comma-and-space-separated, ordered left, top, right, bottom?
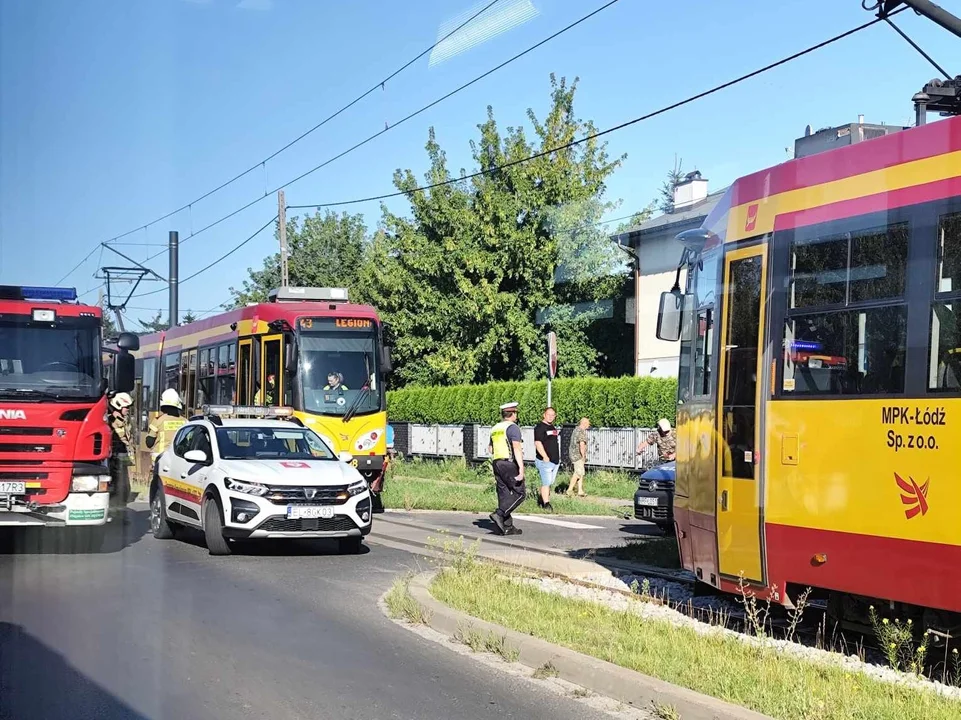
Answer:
0, 284, 138, 536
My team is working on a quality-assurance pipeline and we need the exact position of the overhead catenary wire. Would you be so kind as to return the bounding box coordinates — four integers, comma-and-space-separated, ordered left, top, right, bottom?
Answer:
290, 11, 903, 211
157, 13, 898, 302
132, 215, 278, 299
55, 0, 505, 282
130, 0, 623, 268
883, 15, 952, 79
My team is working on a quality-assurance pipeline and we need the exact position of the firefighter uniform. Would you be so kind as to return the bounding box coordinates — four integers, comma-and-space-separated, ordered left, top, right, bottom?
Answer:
489, 401, 525, 535
146, 389, 186, 458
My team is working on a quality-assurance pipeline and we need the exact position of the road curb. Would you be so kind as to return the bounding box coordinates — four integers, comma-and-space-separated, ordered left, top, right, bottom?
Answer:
405, 571, 772, 720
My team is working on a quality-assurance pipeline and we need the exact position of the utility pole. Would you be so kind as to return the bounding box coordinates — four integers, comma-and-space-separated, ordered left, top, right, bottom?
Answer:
169, 231, 179, 328
278, 189, 288, 288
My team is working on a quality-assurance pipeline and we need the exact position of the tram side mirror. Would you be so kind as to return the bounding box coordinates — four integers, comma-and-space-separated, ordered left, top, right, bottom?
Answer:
656, 290, 683, 342
117, 332, 140, 351
115, 352, 136, 394
381, 346, 393, 373
285, 339, 298, 374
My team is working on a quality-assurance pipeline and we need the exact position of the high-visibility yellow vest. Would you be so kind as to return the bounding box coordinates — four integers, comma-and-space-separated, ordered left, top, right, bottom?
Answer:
148, 413, 186, 455
490, 421, 515, 461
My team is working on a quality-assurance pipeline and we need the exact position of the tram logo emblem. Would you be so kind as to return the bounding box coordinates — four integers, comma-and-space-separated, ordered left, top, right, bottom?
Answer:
895, 472, 930, 519
745, 203, 759, 232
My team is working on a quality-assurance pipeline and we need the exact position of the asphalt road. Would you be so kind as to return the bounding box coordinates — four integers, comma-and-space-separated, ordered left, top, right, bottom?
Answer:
0, 508, 629, 720
379, 509, 662, 556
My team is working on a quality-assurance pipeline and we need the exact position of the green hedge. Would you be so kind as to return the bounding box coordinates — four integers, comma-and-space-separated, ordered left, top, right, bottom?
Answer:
387, 377, 677, 428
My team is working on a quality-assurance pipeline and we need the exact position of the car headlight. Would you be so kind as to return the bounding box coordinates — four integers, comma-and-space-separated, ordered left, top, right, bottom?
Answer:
72, 475, 110, 493
347, 479, 368, 497
224, 478, 269, 497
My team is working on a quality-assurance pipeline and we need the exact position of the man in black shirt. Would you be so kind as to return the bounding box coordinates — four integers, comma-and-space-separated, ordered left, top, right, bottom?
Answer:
533, 407, 560, 512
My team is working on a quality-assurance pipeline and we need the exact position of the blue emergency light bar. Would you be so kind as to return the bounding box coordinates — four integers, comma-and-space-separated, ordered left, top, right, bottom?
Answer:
0, 285, 78, 302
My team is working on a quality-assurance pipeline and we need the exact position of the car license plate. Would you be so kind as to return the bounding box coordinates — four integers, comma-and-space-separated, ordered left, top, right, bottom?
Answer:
636, 497, 659, 507
286, 505, 334, 520
0, 482, 26, 495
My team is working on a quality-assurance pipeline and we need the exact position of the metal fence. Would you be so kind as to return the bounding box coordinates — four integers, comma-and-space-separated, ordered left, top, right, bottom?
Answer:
392, 422, 661, 471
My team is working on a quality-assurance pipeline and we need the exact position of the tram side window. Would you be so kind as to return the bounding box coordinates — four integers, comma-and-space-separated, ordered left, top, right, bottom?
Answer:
928, 213, 961, 391
218, 343, 236, 404
163, 352, 180, 392
141, 357, 157, 431
692, 308, 714, 397
783, 221, 909, 396
198, 347, 214, 408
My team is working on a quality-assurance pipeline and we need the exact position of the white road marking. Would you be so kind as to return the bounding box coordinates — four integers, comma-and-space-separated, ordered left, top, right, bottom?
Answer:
511, 515, 605, 530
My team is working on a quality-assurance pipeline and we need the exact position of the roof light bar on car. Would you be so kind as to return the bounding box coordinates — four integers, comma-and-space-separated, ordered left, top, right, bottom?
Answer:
201, 405, 295, 418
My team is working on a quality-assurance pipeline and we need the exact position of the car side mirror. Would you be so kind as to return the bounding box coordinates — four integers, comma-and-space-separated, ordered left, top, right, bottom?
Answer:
184, 449, 208, 464
337, 451, 353, 464
381, 346, 393, 373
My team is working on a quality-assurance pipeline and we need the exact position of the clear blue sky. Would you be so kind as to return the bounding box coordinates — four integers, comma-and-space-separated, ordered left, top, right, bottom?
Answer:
1, 0, 957, 327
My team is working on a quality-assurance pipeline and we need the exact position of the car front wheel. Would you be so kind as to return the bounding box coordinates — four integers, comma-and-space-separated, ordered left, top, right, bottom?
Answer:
203, 498, 232, 556
150, 485, 177, 540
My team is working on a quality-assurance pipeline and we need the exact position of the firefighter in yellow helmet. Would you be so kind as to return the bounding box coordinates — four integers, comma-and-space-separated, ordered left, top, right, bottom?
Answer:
145, 388, 186, 458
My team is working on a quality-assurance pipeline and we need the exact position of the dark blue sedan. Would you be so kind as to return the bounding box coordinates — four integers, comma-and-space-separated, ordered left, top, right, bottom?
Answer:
633, 461, 675, 533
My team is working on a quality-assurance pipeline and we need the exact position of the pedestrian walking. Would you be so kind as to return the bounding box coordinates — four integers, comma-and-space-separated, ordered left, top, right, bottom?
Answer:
533, 407, 560, 511
488, 401, 525, 536
566, 417, 590, 497
637, 418, 677, 464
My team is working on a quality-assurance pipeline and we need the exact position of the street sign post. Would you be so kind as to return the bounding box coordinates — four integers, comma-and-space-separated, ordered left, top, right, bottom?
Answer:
547, 331, 557, 406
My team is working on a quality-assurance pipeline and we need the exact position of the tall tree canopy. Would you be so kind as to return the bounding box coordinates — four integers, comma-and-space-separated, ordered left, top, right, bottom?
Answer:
229, 211, 368, 307
359, 75, 627, 386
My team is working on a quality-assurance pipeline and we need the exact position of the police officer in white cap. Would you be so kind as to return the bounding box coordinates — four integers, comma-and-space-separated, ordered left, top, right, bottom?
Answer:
488, 401, 525, 536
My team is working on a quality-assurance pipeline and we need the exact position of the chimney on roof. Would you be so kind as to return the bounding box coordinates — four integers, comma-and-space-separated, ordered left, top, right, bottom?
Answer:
673, 170, 708, 211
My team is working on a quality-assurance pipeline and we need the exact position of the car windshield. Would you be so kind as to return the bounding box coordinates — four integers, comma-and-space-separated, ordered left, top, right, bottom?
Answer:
0, 317, 102, 400
299, 323, 382, 417
215, 426, 335, 461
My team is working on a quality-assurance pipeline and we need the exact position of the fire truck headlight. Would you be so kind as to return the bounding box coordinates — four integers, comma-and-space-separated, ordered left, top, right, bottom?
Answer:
72, 475, 110, 493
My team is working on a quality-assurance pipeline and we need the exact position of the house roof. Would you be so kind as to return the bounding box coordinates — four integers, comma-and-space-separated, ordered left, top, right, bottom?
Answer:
612, 188, 728, 245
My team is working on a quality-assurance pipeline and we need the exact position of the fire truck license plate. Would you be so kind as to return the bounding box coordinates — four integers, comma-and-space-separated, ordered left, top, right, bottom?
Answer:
287, 505, 334, 520
0, 482, 26, 495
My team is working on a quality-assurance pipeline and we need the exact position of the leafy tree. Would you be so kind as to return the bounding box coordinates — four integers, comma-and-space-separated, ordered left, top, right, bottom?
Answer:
100, 298, 119, 339
228, 211, 368, 307
358, 75, 626, 386
182, 310, 197, 325
138, 311, 169, 333
658, 156, 685, 214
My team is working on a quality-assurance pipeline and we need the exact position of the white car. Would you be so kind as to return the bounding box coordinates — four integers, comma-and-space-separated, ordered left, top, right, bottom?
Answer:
148, 409, 373, 555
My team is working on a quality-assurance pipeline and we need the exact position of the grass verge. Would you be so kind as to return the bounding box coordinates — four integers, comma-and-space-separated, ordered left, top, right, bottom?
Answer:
389, 457, 638, 501
382, 476, 618, 516
430, 560, 961, 720
384, 574, 431, 624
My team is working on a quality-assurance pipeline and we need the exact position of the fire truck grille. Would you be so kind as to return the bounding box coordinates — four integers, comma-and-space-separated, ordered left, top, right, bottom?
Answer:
0, 444, 51, 453
0, 427, 54, 436
0, 472, 48, 481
